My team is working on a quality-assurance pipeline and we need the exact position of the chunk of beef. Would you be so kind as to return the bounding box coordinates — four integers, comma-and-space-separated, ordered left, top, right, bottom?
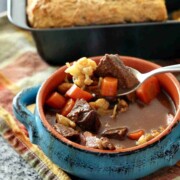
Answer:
95, 54, 139, 89
67, 99, 91, 122
81, 131, 115, 150
79, 110, 100, 132
102, 127, 128, 140
54, 123, 79, 141
67, 99, 101, 132
100, 137, 115, 150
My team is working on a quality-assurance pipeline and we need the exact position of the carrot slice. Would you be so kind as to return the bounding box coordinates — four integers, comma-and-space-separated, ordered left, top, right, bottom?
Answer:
46, 92, 66, 109
100, 77, 118, 97
128, 130, 144, 140
65, 84, 93, 101
61, 98, 75, 116
136, 76, 160, 104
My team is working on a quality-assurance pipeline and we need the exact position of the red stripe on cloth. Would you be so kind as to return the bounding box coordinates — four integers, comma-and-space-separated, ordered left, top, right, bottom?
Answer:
0, 52, 49, 82
0, 72, 14, 88
1, 125, 66, 180
0, 88, 15, 113
3, 129, 29, 154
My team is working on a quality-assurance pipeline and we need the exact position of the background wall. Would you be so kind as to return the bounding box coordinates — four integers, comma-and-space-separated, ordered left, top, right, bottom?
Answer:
0, 0, 7, 13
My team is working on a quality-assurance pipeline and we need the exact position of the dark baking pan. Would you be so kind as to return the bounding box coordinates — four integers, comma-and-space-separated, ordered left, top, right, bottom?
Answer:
166, 0, 180, 12
7, 0, 180, 65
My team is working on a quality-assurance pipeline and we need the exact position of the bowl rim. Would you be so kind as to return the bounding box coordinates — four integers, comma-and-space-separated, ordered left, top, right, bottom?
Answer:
37, 55, 180, 154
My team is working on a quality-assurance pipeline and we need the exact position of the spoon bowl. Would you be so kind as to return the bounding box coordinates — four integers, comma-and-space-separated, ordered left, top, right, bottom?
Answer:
118, 64, 180, 96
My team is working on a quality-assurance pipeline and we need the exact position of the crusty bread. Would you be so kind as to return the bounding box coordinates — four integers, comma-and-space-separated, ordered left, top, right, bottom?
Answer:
172, 10, 180, 20
27, 0, 168, 28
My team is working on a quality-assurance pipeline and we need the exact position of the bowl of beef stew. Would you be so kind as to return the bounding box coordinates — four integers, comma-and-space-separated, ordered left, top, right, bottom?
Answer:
13, 54, 180, 180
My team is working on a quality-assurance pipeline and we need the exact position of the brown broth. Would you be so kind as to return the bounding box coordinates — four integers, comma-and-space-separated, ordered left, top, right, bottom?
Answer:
45, 90, 175, 148
97, 91, 175, 148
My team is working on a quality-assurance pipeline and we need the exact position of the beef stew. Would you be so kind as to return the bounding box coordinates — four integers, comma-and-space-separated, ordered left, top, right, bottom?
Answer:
44, 54, 175, 150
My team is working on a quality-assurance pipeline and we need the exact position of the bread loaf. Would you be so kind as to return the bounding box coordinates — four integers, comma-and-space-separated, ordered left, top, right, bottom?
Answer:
27, 0, 168, 28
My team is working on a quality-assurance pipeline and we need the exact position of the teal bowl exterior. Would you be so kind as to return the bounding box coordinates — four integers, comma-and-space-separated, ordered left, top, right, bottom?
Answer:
12, 56, 180, 179
13, 85, 180, 180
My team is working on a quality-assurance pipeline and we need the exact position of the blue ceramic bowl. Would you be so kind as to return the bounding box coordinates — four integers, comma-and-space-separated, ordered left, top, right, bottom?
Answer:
13, 56, 180, 180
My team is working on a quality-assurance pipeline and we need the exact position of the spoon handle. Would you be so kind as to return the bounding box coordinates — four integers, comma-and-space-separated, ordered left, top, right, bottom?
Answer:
143, 64, 180, 81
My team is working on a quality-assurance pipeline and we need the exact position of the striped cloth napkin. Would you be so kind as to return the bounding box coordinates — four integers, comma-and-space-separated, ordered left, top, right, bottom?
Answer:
0, 14, 70, 180
0, 14, 180, 180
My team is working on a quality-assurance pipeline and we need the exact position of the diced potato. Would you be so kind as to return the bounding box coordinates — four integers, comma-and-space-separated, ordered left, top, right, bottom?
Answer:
58, 82, 73, 94
136, 133, 153, 145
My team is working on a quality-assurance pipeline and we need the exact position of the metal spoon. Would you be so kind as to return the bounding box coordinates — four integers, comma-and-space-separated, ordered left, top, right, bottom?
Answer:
118, 64, 180, 96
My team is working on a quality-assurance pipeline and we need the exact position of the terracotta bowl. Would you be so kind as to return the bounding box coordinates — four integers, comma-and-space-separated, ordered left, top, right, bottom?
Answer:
13, 56, 180, 180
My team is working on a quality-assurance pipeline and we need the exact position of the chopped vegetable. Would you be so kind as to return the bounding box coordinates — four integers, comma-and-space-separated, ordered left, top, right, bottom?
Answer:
89, 98, 109, 110
100, 77, 118, 97
111, 104, 118, 119
61, 98, 75, 116
65, 84, 93, 101
128, 130, 145, 140
46, 92, 66, 109
136, 76, 160, 104
58, 82, 73, 94
118, 99, 128, 112
56, 113, 76, 128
